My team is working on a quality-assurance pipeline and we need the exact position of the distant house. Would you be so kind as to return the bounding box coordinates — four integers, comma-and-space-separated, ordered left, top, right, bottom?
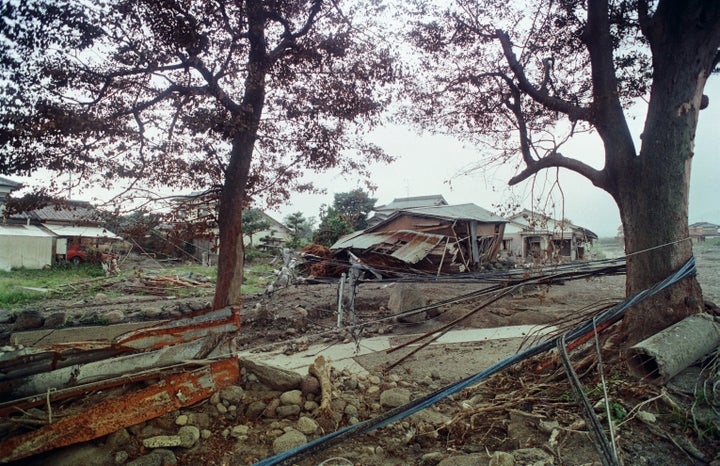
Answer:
0, 176, 22, 204
331, 203, 507, 275
170, 192, 289, 264
689, 222, 720, 241
502, 210, 597, 262
0, 224, 56, 271
0, 189, 121, 270
367, 194, 448, 227
244, 211, 291, 251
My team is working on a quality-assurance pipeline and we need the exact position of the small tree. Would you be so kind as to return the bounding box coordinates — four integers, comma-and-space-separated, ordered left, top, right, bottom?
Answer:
313, 214, 353, 247
242, 208, 270, 247
331, 189, 377, 230
284, 211, 314, 249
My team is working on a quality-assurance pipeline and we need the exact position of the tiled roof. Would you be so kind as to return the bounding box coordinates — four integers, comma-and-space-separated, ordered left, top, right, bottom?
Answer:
399, 203, 507, 223
374, 195, 448, 211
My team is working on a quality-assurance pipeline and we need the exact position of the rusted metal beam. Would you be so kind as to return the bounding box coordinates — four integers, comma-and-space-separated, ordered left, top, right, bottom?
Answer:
10, 333, 235, 397
115, 307, 240, 350
2, 307, 240, 398
0, 358, 239, 464
0, 362, 202, 417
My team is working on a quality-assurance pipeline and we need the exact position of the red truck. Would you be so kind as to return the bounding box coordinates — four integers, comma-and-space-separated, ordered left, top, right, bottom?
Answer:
66, 244, 109, 264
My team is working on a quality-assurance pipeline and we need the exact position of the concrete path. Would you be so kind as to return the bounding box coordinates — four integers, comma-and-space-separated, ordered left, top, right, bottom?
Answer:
236, 324, 556, 376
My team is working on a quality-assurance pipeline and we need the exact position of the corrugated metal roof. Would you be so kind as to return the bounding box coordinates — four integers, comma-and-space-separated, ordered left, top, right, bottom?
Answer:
400, 203, 507, 223
42, 225, 121, 239
0, 224, 54, 237
331, 230, 445, 264
0, 176, 22, 190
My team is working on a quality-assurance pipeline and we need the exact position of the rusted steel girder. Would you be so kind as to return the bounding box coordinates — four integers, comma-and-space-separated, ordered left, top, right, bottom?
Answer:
115, 306, 241, 350
0, 358, 239, 464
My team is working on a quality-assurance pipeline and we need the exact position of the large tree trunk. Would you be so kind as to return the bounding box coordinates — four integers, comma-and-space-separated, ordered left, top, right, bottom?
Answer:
211, 0, 267, 310
614, 2, 719, 346
213, 139, 254, 310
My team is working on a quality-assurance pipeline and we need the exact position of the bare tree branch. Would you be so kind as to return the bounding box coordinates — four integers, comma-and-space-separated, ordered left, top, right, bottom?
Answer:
495, 29, 592, 123
508, 151, 606, 187
268, 0, 323, 60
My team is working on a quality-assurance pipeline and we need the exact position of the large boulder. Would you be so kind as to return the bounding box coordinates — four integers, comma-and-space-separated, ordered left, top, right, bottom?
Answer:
387, 283, 427, 323
239, 358, 303, 391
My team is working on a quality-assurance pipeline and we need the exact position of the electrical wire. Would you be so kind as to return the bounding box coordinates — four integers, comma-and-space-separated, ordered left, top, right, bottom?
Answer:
253, 256, 696, 466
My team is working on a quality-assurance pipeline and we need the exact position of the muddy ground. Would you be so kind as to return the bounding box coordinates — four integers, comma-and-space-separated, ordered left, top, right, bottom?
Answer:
4, 243, 720, 465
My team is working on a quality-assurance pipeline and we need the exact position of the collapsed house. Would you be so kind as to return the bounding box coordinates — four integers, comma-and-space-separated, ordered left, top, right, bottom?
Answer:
366, 194, 448, 228
501, 209, 598, 262
331, 203, 507, 276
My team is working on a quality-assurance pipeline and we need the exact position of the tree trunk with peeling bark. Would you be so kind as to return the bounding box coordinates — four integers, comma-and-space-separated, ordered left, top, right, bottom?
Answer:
213, 0, 267, 310
613, 3, 715, 344
213, 139, 255, 310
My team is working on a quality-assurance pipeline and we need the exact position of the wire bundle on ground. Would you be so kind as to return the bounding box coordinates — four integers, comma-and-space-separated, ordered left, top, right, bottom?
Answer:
254, 256, 696, 466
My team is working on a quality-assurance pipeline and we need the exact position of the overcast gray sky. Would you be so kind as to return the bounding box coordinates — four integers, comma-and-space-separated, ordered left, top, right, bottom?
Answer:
274, 77, 720, 238
8, 67, 718, 239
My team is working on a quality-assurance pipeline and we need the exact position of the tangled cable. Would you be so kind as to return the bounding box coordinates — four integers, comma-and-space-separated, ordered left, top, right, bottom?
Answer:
254, 256, 697, 466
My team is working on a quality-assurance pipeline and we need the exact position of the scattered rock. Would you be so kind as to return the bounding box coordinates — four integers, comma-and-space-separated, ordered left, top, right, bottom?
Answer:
272, 429, 308, 454
0, 309, 13, 324
105, 310, 125, 324
276, 404, 301, 418
43, 312, 66, 328
380, 388, 411, 408
127, 449, 177, 466
280, 389, 303, 406
240, 358, 303, 391
410, 409, 450, 427
175, 414, 189, 426
296, 416, 319, 435
14, 309, 44, 330
301, 375, 321, 395
436, 454, 486, 465
142, 435, 182, 449
304, 400, 319, 412
115, 451, 129, 464
344, 403, 359, 417
420, 451, 446, 466
538, 420, 560, 434
637, 411, 656, 423
220, 385, 245, 404
246, 401, 267, 419
231, 425, 250, 438
178, 425, 200, 448
29, 443, 114, 466
105, 428, 131, 449
265, 398, 281, 417
187, 413, 211, 428
489, 451, 515, 466
512, 447, 554, 465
